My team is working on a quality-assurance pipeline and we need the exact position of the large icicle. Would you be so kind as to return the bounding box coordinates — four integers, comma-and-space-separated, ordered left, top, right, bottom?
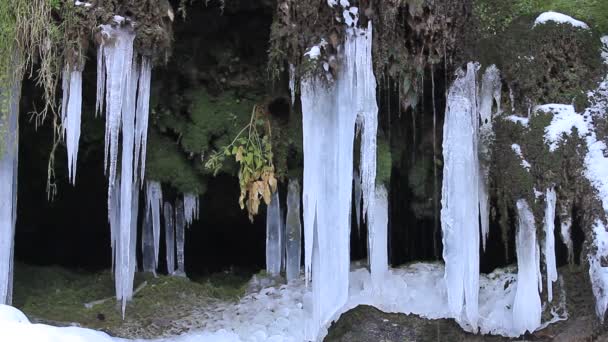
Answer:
145, 181, 163, 270
285, 179, 302, 282
544, 188, 558, 302
61, 66, 83, 184
183, 193, 199, 226
513, 199, 542, 334
175, 199, 186, 276
164, 202, 175, 275
478, 65, 501, 250
266, 190, 282, 276
301, 22, 376, 340
441, 62, 480, 329
369, 185, 388, 288
0, 80, 21, 305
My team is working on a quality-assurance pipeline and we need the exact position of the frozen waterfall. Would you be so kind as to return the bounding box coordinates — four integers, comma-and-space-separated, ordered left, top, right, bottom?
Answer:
513, 199, 542, 334
544, 188, 557, 302
266, 190, 282, 276
301, 22, 376, 339
441, 62, 481, 329
61, 66, 83, 184
285, 179, 302, 282
0, 81, 21, 305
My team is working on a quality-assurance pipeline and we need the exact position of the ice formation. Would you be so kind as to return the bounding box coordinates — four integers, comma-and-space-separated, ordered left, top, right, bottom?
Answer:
61, 67, 83, 184
175, 199, 186, 276
164, 202, 175, 275
589, 220, 608, 320
142, 207, 156, 274
266, 190, 282, 276
369, 185, 388, 288
544, 188, 558, 302
301, 22, 376, 339
559, 211, 573, 264
353, 169, 362, 232
285, 179, 302, 282
134, 57, 152, 184
441, 62, 480, 329
513, 200, 541, 334
183, 193, 199, 226
146, 181, 163, 270
0, 81, 21, 305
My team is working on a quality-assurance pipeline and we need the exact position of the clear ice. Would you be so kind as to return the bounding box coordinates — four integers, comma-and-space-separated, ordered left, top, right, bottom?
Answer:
175, 199, 186, 276
285, 179, 302, 282
369, 185, 389, 288
142, 206, 156, 274
266, 190, 282, 276
164, 202, 175, 275
146, 181, 163, 271
61, 67, 83, 184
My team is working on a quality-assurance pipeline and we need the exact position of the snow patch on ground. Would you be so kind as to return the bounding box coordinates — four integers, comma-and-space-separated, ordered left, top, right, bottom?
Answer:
534, 12, 589, 29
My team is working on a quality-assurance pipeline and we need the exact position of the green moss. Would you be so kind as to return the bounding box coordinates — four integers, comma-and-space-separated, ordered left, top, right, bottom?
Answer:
376, 136, 392, 186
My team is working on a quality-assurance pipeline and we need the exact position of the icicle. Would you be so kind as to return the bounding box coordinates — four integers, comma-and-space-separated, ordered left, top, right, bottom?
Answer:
134, 56, 152, 184
289, 63, 296, 106
286, 179, 302, 282
266, 190, 282, 276
109, 176, 121, 275
544, 188, 558, 302
183, 193, 199, 226
61, 66, 83, 184
146, 181, 163, 268
478, 65, 501, 250
359, 83, 378, 224
0, 80, 21, 305
441, 62, 480, 329
142, 206, 156, 274
96, 45, 105, 117
164, 202, 175, 275
353, 169, 362, 234
513, 199, 542, 334
301, 22, 376, 340
175, 199, 186, 276
369, 185, 389, 288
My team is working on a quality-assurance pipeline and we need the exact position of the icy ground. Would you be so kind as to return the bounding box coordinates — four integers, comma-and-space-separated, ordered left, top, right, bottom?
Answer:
0, 263, 566, 342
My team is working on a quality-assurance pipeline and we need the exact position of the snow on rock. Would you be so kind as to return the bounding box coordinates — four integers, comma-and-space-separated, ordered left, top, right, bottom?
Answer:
441, 62, 480, 330
266, 190, 283, 277
61, 66, 83, 184
544, 188, 558, 302
304, 39, 327, 60
0, 81, 20, 305
505, 115, 529, 127
300, 22, 375, 340
540, 104, 589, 152
534, 11, 589, 29
513, 200, 542, 335
511, 144, 531, 172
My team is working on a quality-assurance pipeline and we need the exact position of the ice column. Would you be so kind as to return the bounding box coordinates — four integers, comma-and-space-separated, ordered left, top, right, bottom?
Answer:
441, 62, 480, 329
175, 199, 186, 276
513, 199, 542, 334
142, 208, 156, 274
286, 179, 302, 282
266, 190, 282, 276
544, 188, 558, 302
0, 80, 21, 305
61, 66, 83, 184
145, 181, 163, 270
301, 22, 375, 339
164, 202, 175, 275
369, 185, 389, 288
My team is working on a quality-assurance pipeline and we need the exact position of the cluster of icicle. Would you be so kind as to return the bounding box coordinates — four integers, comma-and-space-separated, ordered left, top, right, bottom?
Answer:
265, 179, 302, 283
300, 21, 382, 340
442, 62, 562, 335
0, 80, 21, 305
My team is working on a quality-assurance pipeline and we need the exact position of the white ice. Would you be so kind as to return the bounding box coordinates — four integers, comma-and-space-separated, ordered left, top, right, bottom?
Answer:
0, 81, 20, 305
513, 199, 541, 335
441, 62, 480, 330
61, 67, 83, 184
534, 11, 589, 29
285, 179, 302, 283
369, 185, 388, 289
164, 202, 175, 275
266, 190, 282, 276
544, 188, 558, 302
134, 57, 152, 184
183, 193, 199, 226
589, 220, 608, 320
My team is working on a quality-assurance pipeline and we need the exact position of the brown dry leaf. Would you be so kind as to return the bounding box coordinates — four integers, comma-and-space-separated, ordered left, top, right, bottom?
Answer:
268, 175, 278, 193
235, 146, 244, 162
262, 182, 271, 205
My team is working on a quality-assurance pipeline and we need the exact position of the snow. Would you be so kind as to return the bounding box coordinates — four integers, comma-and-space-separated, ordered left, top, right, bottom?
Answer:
285, 179, 302, 283
175, 199, 186, 276
266, 190, 283, 277
511, 144, 531, 171
300, 22, 375, 340
513, 200, 542, 335
505, 115, 529, 127
589, 220, 608, 320
61, 67, 83, 184
146, 181, 163, 271
183, 193, 199, 226
540, 104, 589, 152
75, 1, 93, 8
441, 62, 480, 330
544, 188, 558, 302
560, 214, 573, 264
164, 202, 175, 275
0, 81, 20, 305
534, 11, 589, 30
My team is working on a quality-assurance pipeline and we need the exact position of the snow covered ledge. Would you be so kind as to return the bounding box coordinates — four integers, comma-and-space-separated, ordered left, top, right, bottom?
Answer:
533, 11, 590, 29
